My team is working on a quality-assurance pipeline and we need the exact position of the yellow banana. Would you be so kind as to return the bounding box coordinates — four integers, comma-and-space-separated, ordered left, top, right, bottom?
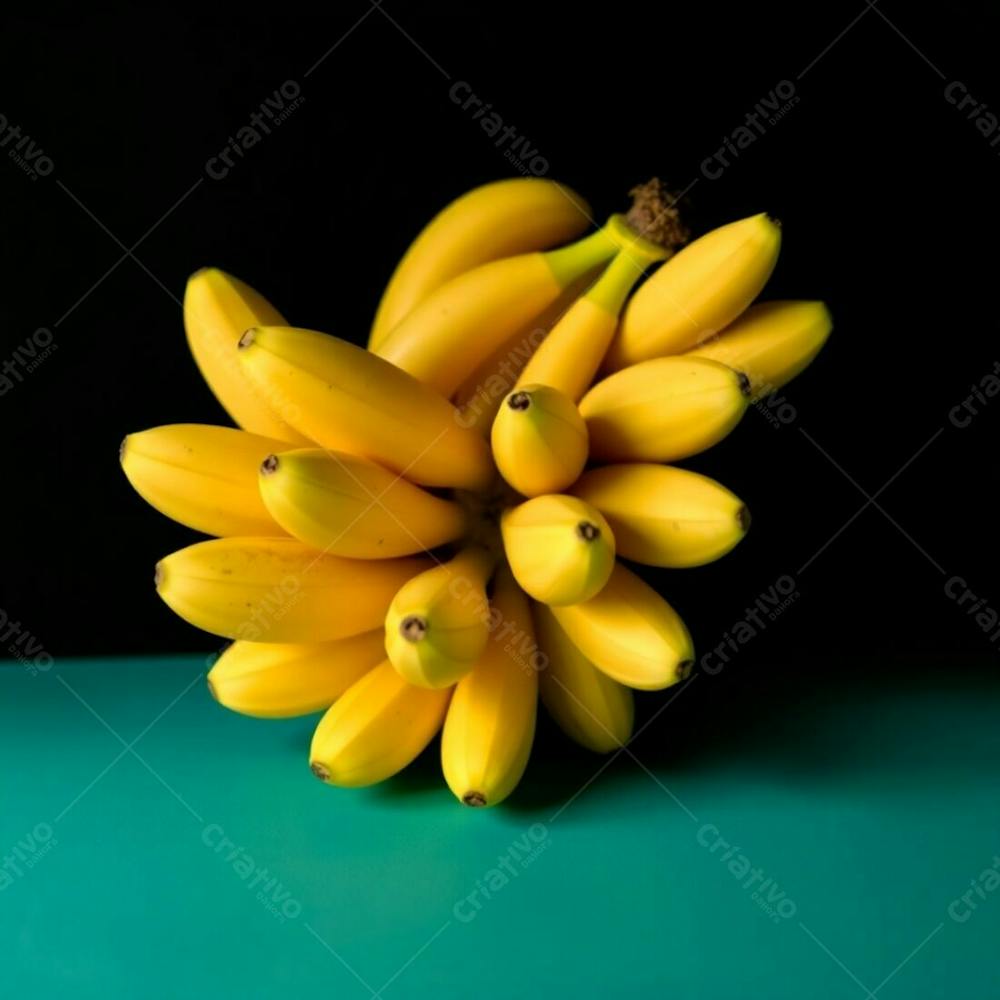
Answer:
501, 495, 615, 606
515, 220, 670, 401
533, 604, 634, 752
551, 562, 693, 691
491, 384, 588, 497
236, 326, 493, 491
580, 356, 750, 463
310, 660, 452, 787
184, 268, 309, 443
155, 537, 428, 642
258, 448, 466, 559
120, 423, 289, 537
573, 464, 749, 567
686, 300, 832, 400
441, 568, 538, 807
375, 225, 621, 397
605, 213, 782, 369
369, 178, 591, 350
207, 631, 385, 718
385, 546, 495, 689
452, 286, 584, 435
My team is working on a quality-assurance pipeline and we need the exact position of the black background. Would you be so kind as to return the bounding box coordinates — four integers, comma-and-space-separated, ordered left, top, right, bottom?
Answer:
2, 0, 999, 700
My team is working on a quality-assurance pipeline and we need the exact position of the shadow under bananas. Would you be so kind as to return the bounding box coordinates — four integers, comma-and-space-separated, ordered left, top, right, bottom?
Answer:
503, 651, 1000, 816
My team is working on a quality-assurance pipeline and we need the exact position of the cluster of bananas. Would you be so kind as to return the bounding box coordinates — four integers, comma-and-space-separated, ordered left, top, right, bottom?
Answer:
121, 177, 831, 807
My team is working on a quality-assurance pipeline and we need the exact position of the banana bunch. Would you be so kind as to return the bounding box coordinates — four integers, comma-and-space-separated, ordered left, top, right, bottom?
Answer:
122, 176, 832, 807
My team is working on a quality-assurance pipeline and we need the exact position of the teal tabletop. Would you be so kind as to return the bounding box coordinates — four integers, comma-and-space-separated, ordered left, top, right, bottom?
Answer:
4, 654, 999, 998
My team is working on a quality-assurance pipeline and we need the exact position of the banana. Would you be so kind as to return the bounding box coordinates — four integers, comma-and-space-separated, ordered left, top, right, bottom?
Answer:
491, 384, 588, 497
184, 268, 310, 443
550, 562, 693, 690
207, 631, 385, 718
258, 448, 466, 559
501, 495, 615, 606
236, 326, 493, 491
441, 568, 538, 807
155, 537, 428, 642
309, 660, 452, 787
533, 603, 634, 752
385, 546, 495, 689
580, 356, 751, 463
452, 287, 584, 436
604, 213, 782, 369
573, 464, 750, 568
369, 178, 591, 350
515, 219, 670, 401
121, 423, 289, 537
686, 300, 832, 400
375, 225, 621, 397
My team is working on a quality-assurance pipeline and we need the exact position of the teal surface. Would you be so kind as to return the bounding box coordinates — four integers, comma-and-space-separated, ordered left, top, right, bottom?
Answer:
3, 655, 999, 998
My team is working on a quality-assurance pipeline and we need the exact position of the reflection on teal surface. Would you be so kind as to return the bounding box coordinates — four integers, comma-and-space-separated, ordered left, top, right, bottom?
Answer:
2, 655, 999, 998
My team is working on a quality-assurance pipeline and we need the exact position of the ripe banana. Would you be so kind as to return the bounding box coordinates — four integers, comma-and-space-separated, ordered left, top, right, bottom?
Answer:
121, 423, 289, 537
573, 464, 750, 568
375, 225, 620, 397
369, 178, 591, 350
310, 660, 452, 787
441, 568, 538, 807
155, 537, 428, 642
207, 631, 385, 718
452, 287, 584, 435
516, 216, 670, 401
686, 300, 832, 400
258, 448, 466, 559
580, 356, 750, 463
385, 546, 495, 689
551, 562, 693, 690
604, 213, 782, 369
236, 326, 493, 491
501, 495, 615, 606
491, 384, 588, 497
184, 268, 309, 443
533, 604, 634, 752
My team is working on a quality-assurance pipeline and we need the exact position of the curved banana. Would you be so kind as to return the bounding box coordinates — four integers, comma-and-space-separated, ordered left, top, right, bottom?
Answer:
551, 562, 693, 691
491, 384, 588, 497
385, 546, 495, 689
258, 448, 466, 559
580, 356, 750, 463
121, 423, 289, 537
573, 464, 750, 568
155, 537, 428, 642
686, 300, 832, 399
501, 495, 615, 606
452, 288, 583, 436
207, 631, 385, 718
441, 568, 538, 807
309, 660, 452, 787
604, 213, 782, 369
236, 326, 493, 491
184, 268, 309, 443
515, 218, 670, 401
375, 225, 620, 397
369, 178, 591, 350
533, 603, 634, 752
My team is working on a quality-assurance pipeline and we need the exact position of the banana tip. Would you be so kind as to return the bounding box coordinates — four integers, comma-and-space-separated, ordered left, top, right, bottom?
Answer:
576, 521, 601, 542
677, 659, 694, 681
399, 615, 428, 642
738, 506, 752, 532
260, 454, 280, 476
206, 676, 219, 702
507, 391, 531, 412
462, 791, 488, 807
153, 561, 165, 590
119, 435, 129, 463
735, 370, 752, 398
238, 328, 257, 350
310, 761, 331, 783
